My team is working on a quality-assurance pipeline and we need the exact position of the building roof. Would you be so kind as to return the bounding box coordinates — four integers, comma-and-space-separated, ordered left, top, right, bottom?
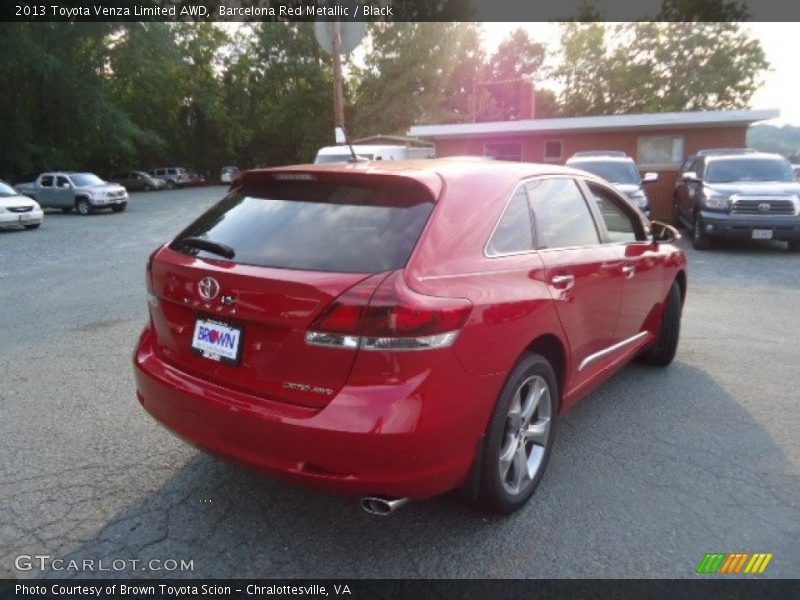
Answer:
408, 108, 780, 140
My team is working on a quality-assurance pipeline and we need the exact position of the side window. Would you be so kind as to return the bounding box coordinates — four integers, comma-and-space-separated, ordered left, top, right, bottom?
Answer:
587, 183, 640, 244
487, 188, 534, 255
40, 176, 54, 187
527, 178, 600, 249
56, 176, 70, 188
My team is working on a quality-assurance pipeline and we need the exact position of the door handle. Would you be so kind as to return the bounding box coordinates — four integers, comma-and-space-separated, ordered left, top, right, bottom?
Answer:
551, 274, 576, 290
622, 265, 636, 278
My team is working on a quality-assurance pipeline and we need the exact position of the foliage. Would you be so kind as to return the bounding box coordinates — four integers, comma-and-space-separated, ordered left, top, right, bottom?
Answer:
0, 21, 771, 182
747, 124, 800, 162
555, 22, 768, 117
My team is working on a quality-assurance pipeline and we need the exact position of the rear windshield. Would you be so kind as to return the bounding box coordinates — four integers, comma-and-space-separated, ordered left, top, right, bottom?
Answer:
170, 178, 435, 273
571, 160, 640, 184
705, 158, 795, 183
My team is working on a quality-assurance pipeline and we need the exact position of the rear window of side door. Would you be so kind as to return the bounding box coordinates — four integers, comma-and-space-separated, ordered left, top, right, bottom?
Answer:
578, 178, 666, 342
525, 176, 625, 389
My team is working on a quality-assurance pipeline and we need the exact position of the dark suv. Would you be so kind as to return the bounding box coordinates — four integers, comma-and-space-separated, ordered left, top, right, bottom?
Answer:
673, 149, 800, 251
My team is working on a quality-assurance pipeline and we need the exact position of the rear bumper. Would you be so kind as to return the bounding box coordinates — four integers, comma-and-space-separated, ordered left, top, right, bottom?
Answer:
133, 326, 501, 499
699, 210, 800, 241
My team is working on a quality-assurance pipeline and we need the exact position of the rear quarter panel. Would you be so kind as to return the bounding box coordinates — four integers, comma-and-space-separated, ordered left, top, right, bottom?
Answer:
404, 171, 570, 379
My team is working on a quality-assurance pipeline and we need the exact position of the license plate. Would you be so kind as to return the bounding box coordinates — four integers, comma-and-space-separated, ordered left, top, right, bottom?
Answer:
752, 229, 773, 240
191, 318, 243, 365
18, 214, 31, 222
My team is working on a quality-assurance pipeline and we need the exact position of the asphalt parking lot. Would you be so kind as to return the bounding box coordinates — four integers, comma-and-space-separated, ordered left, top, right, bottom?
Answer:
1, 186, 798, 579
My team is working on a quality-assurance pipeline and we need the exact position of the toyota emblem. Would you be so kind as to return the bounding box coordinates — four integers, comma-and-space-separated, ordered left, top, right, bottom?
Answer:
758, 203, 771, 212
198, 277, 220, 300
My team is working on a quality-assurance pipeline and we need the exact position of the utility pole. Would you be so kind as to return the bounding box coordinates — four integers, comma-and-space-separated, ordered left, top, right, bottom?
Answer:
329, 20, 345, 130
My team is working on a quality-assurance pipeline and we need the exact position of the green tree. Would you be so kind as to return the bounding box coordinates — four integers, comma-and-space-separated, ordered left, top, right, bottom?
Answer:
350, 23, 485, 136
0, 23, 135, 180
477, 28, 557, 121
555, 22, 768, 117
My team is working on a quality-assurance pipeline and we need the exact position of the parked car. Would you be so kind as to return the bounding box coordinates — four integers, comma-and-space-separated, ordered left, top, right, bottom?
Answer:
185, 169, 206, 187
0, 179, 44, 230
109, 171, 166, 192
565, 151, 657, 218
673, 148, 800, 251
16, 172, 128, 215
149, 167, 191, 189
134, 160, 687, 515
220, 166, 239, 184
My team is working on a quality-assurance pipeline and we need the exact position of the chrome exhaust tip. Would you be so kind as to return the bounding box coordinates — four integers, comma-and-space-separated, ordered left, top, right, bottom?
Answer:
360, 496, 409, 516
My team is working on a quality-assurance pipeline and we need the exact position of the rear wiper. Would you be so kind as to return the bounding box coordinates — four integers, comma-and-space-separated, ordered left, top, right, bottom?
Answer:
179, 236, 235, 259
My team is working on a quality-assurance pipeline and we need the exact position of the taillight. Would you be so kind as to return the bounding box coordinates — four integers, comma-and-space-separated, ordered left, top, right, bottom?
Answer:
145, 247, 159, 307
306, 271, 472, 351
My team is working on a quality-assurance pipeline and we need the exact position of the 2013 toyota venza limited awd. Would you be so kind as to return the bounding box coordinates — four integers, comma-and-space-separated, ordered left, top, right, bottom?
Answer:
134, 159, 687, 515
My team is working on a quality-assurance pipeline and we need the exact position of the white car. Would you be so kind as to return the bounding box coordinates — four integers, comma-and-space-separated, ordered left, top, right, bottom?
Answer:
0, 179, 43, 230
220, 166, 239, 184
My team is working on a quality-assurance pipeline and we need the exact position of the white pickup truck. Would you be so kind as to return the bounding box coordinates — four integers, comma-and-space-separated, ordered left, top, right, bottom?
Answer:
16, 172, 128, 215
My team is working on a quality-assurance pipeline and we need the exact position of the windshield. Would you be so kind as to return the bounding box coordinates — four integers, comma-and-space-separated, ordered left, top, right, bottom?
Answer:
705, 158, 795, 183
170, 178, 434, 273
571, 160, 640, 184
0, 181, 19, 196
314, 154, 374, 164
70, 173, 105, 186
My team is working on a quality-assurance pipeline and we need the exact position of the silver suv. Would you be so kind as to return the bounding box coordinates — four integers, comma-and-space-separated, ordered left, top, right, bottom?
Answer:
566, 151, 658, 218
148, 167, 191, 189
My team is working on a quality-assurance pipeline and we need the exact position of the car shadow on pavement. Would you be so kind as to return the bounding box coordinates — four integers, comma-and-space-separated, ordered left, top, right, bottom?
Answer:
34, 361, 800, 579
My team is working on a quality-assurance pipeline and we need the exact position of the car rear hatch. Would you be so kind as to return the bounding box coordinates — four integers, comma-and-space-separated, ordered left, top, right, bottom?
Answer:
146, 169, 439, 409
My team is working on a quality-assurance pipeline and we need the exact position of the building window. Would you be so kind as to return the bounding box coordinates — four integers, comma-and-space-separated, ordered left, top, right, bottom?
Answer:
485, 142, 523, 162
638, 135, 684, 168
543, 140, 563, 161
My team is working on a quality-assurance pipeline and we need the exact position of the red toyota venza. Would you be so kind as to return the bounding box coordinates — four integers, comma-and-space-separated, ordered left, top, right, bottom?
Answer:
134, 159, 687, 515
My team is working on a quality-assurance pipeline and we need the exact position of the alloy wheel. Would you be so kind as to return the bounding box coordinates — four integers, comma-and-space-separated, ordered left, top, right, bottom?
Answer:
498, 375, 552, 496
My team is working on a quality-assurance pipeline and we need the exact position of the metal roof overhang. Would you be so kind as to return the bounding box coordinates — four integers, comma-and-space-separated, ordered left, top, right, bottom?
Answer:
408, 109, 780, 140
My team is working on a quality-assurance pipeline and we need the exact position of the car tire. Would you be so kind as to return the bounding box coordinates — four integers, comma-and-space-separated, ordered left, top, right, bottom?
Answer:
788, 241, 800, 253
111, 204, 126, 213
476, 353, 557, 515
166, 180, 176, 190
691, 215, 710, 250
24, 223, 41, 229
641, 281, 682, 367
671, 200, 683, 229
143, 184, 152, 192
76, 198, 93, 216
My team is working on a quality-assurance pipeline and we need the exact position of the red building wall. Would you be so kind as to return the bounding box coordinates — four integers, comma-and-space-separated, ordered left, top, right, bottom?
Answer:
431, 125, 747, 220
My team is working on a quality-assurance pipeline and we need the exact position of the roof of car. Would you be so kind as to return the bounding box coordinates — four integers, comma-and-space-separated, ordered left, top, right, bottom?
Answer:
566, 154, 636, 164
570, 151, 629, 158
248, 158, 588, 180
239, 159, 596, 201
704, 151, 787, 162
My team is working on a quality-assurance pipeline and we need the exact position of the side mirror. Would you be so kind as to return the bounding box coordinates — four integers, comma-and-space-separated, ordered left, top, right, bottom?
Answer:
650, 220, 681, 243
681, 171, 698, 182
642, 172, 659, 184
60, 182, 71, 189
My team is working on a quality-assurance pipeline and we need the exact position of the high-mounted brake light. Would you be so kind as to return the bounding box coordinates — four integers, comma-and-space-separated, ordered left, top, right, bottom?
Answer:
306, 272, 472, 351
145, 247, 160, 307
